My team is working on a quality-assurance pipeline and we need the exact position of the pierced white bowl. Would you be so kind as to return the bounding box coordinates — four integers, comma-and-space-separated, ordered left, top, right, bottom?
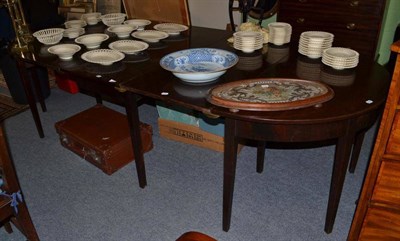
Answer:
100, 13, 126, 26
75, 33, 109, 49
65, 19, 87, 28
47, 44, 81, 60
108, 40, 149, 54
107, 24, 137, 38
63, 27, 85, 39
131, 30, 168, 43
33, 28, 65, 45
153, 23, 188, 35
124, 19, 151, 30
81, 12, 101, 25
81, 49, 125, 65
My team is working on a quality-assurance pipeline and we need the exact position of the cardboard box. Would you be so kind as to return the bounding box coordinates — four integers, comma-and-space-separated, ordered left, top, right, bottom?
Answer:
158, 118, 242, 153
156, 102, 199, 126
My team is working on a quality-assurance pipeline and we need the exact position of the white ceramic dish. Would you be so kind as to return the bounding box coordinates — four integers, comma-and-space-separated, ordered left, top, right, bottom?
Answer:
108, 40, 149, 54
131, 30, 168, 43
81, 49, 125, 65
124, 19, 151, 30
63, 27, 85, 39
81, 12, 101, 25
64, 19, 87, 28
75, 33, 109, 49
33, 28, 64, 45
100, 13, 126, 26
107, 24, 137, 38
160, 48, 238, 83
153, 23, 188, 35
47, 44, 81, 60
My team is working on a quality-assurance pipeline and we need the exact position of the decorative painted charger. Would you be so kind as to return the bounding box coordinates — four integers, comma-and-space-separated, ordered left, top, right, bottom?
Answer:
208, 78, 334, 111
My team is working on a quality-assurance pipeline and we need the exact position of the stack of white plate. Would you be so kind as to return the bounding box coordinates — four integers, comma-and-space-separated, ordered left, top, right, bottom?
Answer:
322, 47, 359, 70
298, 31, 334, 59
268, 22, 292, 46
233, 31, 263, 53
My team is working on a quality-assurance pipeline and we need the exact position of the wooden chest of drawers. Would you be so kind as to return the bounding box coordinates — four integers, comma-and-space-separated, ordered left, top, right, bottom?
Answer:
348, 40, 400, 240
277, 0, 386, 59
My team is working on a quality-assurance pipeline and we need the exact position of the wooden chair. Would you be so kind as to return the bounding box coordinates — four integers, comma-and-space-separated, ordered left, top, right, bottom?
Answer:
176, 231, 217, 241
122, 0, 191, 26
0, 121, 40, 240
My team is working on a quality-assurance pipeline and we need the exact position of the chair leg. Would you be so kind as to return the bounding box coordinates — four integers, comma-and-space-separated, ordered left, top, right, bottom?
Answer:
13, 201, 40, 241
257, 141, 266, 173
4, 221, 13, 233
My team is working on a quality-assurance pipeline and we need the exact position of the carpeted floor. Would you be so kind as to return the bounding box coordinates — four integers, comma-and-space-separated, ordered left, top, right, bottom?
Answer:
0, 88, 377, 241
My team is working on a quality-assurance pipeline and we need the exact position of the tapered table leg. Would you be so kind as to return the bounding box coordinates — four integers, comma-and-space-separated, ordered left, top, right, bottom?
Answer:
124, 92, 147, 188
223, 118, 238, 231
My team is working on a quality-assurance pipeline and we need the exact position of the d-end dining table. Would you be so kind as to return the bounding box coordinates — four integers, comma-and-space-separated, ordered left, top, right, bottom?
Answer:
13, 23, 391, 234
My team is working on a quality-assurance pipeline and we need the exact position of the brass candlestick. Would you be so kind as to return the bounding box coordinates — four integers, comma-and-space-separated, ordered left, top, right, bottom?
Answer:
1, 0, 33, 53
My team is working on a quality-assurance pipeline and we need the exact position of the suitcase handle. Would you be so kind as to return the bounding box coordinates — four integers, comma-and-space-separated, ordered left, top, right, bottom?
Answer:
60, 134, 103, 164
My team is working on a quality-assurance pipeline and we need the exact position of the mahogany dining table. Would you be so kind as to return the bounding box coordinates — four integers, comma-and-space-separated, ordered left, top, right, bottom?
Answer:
13, 24, 391, 234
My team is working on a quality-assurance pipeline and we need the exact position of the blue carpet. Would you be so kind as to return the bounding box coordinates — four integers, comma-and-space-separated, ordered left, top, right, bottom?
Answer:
0, 88, 375, 241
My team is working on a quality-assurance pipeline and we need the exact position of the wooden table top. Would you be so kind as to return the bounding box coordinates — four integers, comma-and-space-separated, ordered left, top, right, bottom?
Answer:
18, 25, 391, 125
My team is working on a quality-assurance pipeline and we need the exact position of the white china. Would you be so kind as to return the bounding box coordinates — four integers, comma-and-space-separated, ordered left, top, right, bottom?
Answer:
108, 40, 149, 54
107, 24, 137, 38
268, 22, 292, 45
47, 44, 81, 60
63, 27, 85, 39
75, 33, 109, 49
159, 48, 238, 83
32, 28, 64, 45
131, 30, 169, 43
298, 31, 334, 58
100, 13, 126, 26
81, 49, 125, 65
321, 47, 359, 69
64, 19, 87, 29
81, 12, 101, 25
153, 23, 189, 35
233, 31, 263, 53
124, 19, 151, 30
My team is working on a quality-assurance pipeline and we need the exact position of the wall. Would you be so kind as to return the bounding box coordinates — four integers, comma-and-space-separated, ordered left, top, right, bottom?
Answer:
188, 0, 240, 30
376, 0, 400, 65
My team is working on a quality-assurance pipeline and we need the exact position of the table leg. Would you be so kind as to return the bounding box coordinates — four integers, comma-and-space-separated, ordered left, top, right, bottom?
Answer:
257, 141, 266, 173
325, 132, 354, 233
223, 118, 239, 231
29, 67, 47, 112
348, 130, 366, 173
16, 61, 44, 138
124, 92, 147, 188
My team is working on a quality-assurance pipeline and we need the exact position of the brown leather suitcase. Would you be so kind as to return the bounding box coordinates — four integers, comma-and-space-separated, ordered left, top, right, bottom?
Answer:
54, 104, 153, 175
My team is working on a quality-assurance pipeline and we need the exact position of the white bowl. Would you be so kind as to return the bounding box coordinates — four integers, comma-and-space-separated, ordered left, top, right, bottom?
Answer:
81, 49, 125, 65
81, 12, 101, 25
160, 48, 239, 84
63, 27, 85, 39
124, 19, 151, 30
75, 33, 109, 49
100, 13, 126, 26
47, 44, 81, 60
153, 23, 188, 35
108, 40, 149, 54
65, 19, 87, 28
131, 30, 168, 43
33, 28, 65, 45
107, 24, 137, 38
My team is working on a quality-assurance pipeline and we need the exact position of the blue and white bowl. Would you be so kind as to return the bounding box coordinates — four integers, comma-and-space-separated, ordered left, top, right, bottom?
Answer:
160, 48, 238, 84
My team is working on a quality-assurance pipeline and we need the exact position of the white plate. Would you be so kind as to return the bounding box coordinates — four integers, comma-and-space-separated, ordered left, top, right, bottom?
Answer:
108, 40, 149, 54
81, 49, 125, 65
131, 30, 169, 43
153, 23, 188, 35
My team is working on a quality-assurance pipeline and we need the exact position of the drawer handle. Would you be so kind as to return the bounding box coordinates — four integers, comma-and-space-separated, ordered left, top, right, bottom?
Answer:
346, 23, 356, 30
350, 1, 359, 7
297, 18, 305, 24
